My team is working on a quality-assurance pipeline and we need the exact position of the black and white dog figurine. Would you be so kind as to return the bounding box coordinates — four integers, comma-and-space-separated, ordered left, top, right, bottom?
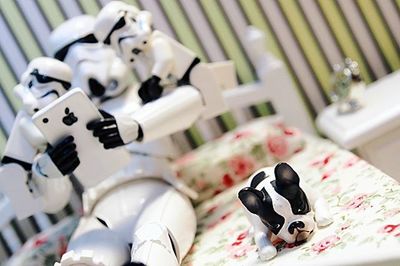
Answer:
238, 162, 332, 260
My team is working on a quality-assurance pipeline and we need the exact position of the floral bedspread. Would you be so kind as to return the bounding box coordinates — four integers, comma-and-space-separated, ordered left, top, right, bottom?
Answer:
182, 136, 400, 266
175, 116, 305, 204
6, 217, 78, 266
7, 133, 400, 265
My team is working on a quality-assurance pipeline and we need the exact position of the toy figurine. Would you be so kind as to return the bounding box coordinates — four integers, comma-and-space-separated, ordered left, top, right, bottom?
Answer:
238, 163, 332, 260
94, 1, 230, 120
49, 15, 132, 107
0, 57, 75, 218
330, 58, 365, 115
43, 3, 236, 265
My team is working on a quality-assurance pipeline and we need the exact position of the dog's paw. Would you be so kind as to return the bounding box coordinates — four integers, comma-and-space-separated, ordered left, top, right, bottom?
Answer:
258, 246, 277, 261
316, 215, 333, 227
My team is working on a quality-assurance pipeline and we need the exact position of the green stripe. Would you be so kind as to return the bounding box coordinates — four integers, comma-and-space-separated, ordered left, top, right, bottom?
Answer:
122, 0, 139, 7
78, 0, 101, 16
187, 127, 204, 147
234, 0, 283, 116
159, 0, 236, 131
200, 0, 255, 84
0, 53, 20, 111
239, 0, 313, 119
159, 0, 207, 146
202, 0, 265, 129
0, 128, 6, 156
158, 0, 205, 146
239, 0, 284, 62
161, 0, 244, 138
159, 0, 207, 62
280, 0, 331, 97
0, 0, 42, 60
318, 0, 372, 84
219, 111, 237, 131
357, 0, 400, 71
255, 104, 270, 117
195, 2, 266, 118
225, 2, 271, 117
37, 0, 65, 29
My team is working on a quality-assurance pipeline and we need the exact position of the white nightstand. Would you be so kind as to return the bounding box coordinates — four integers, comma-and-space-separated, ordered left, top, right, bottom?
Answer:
317, 70, 400, 181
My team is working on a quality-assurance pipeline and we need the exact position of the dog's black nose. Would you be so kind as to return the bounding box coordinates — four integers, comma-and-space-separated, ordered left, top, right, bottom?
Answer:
288, 221, 305, 234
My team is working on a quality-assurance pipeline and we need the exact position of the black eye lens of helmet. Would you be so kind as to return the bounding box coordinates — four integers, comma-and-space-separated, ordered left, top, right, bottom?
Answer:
30, 69, 71, 90
104, 14, 128, 45
54, 34, 98, 61
114, 16, 127, 30
35, 73, 50, 83
104, 11, 136, 45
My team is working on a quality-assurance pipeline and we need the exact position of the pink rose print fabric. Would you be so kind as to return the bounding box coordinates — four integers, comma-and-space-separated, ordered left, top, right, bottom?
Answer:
6, 217, 78, 266
8, 129, 400, 266
174, 116, 305, 203
182, 135, 400, 265
379, 224, 400, 237
311, 235, 340, 253
228, 155, 255, 178
266, 135, 288, 159
343, 194, 369, 210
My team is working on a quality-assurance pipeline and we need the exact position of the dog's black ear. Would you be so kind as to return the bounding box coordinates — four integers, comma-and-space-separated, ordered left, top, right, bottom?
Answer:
238, 187, 264, 214
274, 162, 300, 189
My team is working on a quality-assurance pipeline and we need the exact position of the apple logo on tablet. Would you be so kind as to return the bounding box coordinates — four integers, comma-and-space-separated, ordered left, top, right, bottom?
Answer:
62, 107, 78, 126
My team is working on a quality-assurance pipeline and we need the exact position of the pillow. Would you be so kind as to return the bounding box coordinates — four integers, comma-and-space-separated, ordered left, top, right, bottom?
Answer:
174, 116, 305, 203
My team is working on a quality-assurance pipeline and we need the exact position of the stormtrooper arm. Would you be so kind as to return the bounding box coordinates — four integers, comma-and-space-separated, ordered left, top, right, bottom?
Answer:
0, 147, 74, 217
0, 120, 75, 216
137, 36, 175, 104
30, 136, 79, 214
31, 152, 73, 213
88, 85, 204, 147
132, 85, 203, 142
150, 35, 174, 80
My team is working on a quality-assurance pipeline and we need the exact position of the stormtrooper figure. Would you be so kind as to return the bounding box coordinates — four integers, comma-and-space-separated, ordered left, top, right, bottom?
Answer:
0, 57, 75, 218
94, 1, 228, 119
43, 5, 235, 265
49, 15, 132, 107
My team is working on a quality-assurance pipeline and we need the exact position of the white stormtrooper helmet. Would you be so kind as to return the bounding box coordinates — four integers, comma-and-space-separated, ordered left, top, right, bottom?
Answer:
50, 15, 132, 105
94, 1, 152, 66
15, 57, 72, 115
49, 15, 98, 61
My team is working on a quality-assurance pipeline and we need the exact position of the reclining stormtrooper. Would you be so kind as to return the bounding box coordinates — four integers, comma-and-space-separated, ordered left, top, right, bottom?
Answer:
38, 3, 234, 265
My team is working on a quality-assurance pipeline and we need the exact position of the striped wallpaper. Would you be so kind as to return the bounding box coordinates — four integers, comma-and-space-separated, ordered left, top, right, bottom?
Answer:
0, 0, 399, 258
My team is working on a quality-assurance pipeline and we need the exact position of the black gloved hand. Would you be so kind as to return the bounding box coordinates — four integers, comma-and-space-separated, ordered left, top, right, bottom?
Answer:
47, 136, 80, 175
138, 75, 163, 104
87, 110, 125, 149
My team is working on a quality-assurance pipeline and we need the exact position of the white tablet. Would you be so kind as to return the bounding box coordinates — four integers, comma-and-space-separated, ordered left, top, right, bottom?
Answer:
32, 88, 130, 188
